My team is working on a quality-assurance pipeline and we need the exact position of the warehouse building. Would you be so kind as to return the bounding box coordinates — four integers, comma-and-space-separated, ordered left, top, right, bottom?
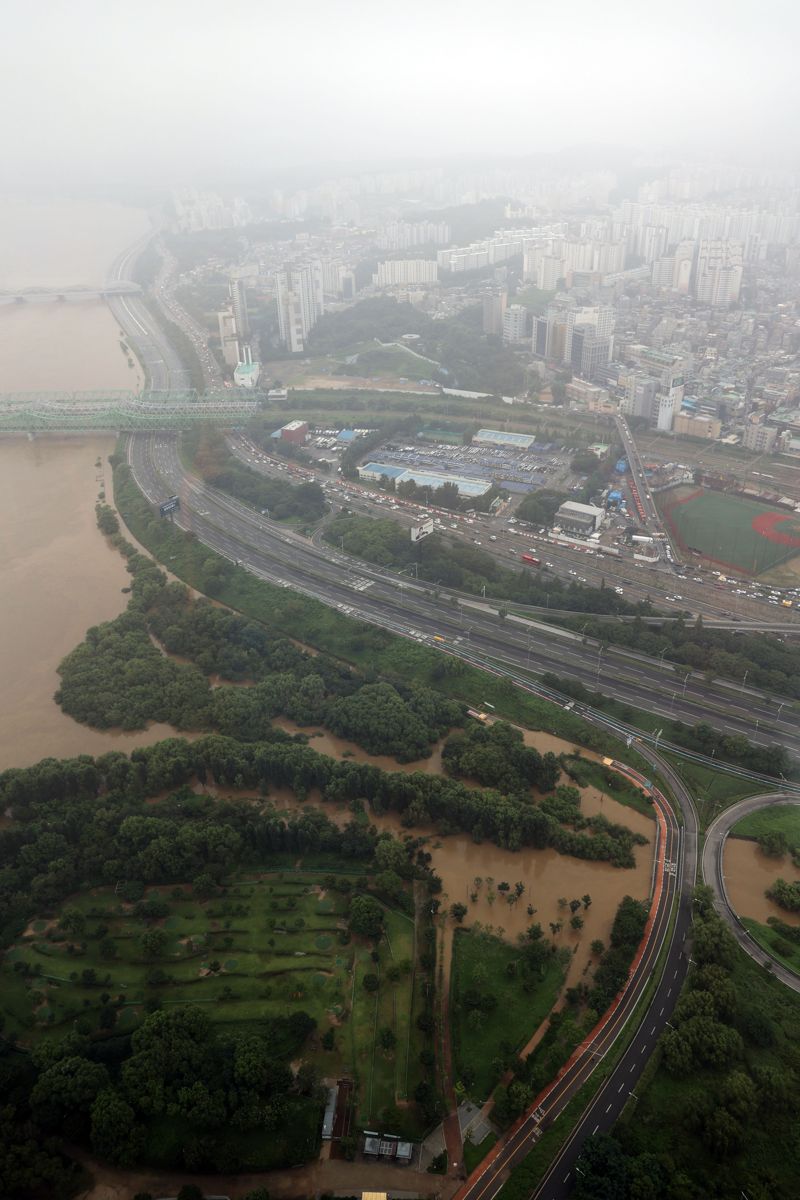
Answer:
555, 500, 606, 535
473, 428, 537, 450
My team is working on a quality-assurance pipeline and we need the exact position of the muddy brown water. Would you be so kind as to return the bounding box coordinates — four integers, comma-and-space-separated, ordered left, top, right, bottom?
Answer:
0, 199, 150, 393
201, 738, 655, 993
724, 838, 800, 927
0, 437, 187, 770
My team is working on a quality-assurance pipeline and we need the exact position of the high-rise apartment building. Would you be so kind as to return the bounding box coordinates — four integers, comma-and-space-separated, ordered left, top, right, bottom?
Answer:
693, 240, 743, 305
482, 288, 508, 337
275, 263, 325, 353
217, 309, 241, 367
374, 260, 438, 287
502, 304, 529, 345
229, 279, 250, 340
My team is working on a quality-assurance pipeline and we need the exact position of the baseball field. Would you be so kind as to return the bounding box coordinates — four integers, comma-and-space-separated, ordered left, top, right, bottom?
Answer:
659, 485, 800, 576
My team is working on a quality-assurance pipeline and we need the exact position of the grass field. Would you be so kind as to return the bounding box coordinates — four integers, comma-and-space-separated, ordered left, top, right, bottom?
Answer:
451, 927, 565, 1101
741, 917, 800, 975
1, 869, 428, 1136
731, 803, 800, 844
664, 755, 767, 831
464, 1131, 498, 1172
659, 485, 800, 576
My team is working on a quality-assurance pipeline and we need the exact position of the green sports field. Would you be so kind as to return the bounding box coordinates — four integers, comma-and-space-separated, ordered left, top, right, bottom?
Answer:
659, 485, 800, 576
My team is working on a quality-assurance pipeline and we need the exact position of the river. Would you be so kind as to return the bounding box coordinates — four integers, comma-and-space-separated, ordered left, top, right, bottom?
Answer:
0, 197, 149, 392
0, 436, 183, 770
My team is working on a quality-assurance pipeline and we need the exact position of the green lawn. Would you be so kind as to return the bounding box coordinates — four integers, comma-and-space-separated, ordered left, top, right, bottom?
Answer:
731, 803, 800, 844
663, 755, 765, 831
1, 868, 429, 1137
464, 1130, 498, 1172
451, 927, 565, 1101
659, 485, 800, 576
562, 755, 655, 818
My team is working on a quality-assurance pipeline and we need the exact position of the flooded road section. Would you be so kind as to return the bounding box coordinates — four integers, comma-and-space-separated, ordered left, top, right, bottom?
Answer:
724, 837, 800, 927
0, 438, 183, 770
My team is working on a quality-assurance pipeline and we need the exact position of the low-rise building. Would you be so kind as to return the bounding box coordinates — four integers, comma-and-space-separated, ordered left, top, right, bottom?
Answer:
673, 413, 722, 439
555, 500, 605, 535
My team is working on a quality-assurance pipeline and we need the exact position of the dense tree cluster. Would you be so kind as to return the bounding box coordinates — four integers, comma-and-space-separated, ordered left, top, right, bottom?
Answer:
570, 889, 800, 1198
442, 720, 560, 794
57, 519, 464, 761
307, 297, 525, 395
766, 877, 800, 913
323, 513, 647, 615
514, 489, 568, 528
186, 427, 328, 523
0, 755, 435, 1182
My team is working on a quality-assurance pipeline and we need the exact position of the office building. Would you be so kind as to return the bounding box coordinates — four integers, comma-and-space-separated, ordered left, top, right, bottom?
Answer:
743, 423, 779, 453
275, 263, 325, 353
673, 412, 721, 439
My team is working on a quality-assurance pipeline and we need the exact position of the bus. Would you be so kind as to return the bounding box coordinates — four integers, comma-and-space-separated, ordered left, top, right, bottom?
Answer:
521, 553, 541, 567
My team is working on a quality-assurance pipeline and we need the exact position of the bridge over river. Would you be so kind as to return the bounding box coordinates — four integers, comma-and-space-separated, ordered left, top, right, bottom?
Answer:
0, 389, 264, 432
0, 281, 142, 304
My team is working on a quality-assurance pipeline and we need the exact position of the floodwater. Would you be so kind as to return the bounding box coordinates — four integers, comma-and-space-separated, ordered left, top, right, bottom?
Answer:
206, 738, 655, 990
724, 838, 800, 927
0, 198, 149, 392
0, 437, 183, 770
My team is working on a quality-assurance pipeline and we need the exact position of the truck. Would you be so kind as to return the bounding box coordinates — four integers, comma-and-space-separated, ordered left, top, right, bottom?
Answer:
521, 553, 541, 567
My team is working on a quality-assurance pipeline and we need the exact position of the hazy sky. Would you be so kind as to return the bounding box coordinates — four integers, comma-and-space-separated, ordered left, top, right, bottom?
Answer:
2, 0, 798, 192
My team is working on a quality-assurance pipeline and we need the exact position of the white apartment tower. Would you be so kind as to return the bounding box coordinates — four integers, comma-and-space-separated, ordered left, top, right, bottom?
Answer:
275, 263, 325, 353
693, 240, 743, 305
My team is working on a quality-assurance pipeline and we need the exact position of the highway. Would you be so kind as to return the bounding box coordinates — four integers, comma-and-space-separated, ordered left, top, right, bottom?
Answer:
702, 793, 800, 994
106, 234, 192, 391
125, 432, 800, 761
122, 431, 800, 1198
227, 433, 800, 628
457, 748, 697, 1200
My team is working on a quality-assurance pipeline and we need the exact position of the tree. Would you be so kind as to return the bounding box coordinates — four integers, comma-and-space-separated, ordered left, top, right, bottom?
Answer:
570, 914, 584, 931
362, 973, 380, 993
590, 939, 605, 956
59, 907, 86, 936
379, 1027, 397, 1052
139, 928, 168, 958
31, 1056, 110, 1135
348, 894, 384, 939
450, 902, 468, 923
90, 1088, 143, 1166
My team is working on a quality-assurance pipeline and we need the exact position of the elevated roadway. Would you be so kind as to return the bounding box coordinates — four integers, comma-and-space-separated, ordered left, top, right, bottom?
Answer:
702, 793, 800, 994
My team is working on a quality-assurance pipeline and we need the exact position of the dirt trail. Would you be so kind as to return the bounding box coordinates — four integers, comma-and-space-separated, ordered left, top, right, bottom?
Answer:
76, 1155, 456, 1200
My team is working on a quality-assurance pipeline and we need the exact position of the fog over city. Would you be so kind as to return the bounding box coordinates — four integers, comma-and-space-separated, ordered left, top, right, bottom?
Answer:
2, 0, 799, 192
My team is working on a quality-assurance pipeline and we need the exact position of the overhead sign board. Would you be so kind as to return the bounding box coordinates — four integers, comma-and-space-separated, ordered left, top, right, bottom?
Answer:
159, 495, 180, 517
